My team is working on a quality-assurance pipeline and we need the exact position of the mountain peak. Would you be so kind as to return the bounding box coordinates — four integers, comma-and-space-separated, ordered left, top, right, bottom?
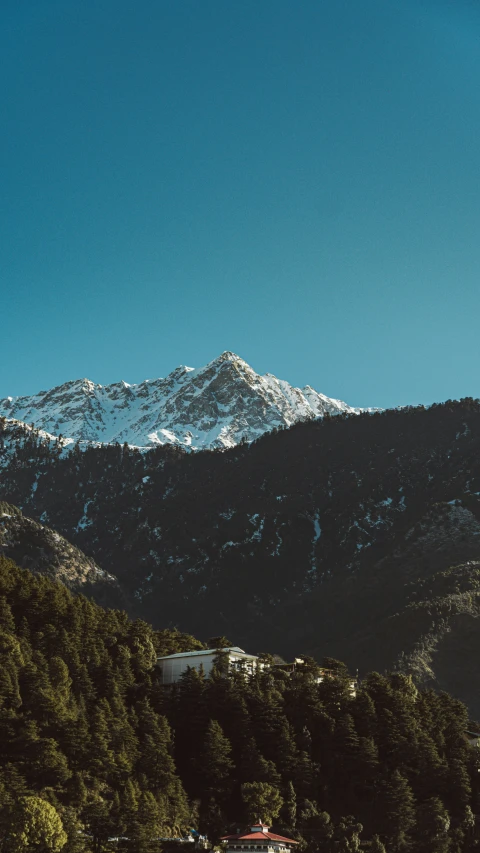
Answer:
206, 350, 246, 368
219, 350, 241, 361
0, 353, 371, 450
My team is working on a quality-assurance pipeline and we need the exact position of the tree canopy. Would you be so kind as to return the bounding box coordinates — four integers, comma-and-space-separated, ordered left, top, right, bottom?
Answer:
0, 554, 479, 852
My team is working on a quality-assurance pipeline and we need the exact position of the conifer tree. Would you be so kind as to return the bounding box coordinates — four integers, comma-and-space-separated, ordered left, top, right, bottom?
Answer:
380, 769, 416, 852
124, 790, 162, 853
239, 738, 281, 786
198, 720, 234, 803
172, 666, 209, 792
56, 806, 84, 853
415, 797, 451, 853
282, 780, 297, 829
0, 597, 15, 632
350, 690, 377, 740
81, 797, 113, 853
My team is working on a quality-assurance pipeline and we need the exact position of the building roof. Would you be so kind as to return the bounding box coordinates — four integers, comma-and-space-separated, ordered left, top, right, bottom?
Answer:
221, 832, 298, 844
157, 646, 257, 662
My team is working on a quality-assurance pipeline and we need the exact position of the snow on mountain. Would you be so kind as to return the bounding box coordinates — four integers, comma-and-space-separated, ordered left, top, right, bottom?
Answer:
0, 418, 75, 471
0, 351, 372, 450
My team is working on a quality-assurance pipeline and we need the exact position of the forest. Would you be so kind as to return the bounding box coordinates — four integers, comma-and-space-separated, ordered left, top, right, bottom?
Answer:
0, 554, 479, 852
3, 400, 480, 671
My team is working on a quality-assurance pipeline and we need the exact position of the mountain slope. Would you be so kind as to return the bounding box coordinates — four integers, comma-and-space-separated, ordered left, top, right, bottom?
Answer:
3, 398, 480, 711
0, 501, 123, 607
0, 352, 368, 450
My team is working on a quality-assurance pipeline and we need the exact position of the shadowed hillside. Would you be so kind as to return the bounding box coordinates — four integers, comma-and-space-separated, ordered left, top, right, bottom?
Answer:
3, 400, 480, 711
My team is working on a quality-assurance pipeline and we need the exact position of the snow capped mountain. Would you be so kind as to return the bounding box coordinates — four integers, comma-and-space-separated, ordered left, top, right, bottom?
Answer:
0, 351, 371, 450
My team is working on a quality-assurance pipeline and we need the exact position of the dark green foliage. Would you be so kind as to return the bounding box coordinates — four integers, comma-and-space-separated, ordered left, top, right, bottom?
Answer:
282, 780, 297, 829
206, 636, 232, 649
0, 555, 190, 851
415, 797, 451, 853
0, 554, 480, 851
197, 720, 234, 798
5, 794, 67, 852
241, 781, 283, 824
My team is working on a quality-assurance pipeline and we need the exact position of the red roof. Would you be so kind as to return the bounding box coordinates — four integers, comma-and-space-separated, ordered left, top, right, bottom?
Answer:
221, 832, 298, 844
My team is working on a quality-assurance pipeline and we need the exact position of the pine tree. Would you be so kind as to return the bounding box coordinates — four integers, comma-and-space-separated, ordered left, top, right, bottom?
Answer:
239, 738, 281, 786
444, 758, 471, 822
198, 720, 234, 802
26, 736, 72, 788
415, 797, 451, 853
380, 769, 416, 852
282, 780, 297, 829
335, 714, 360, 769
81, 797, 113, 853
57, 806, 85, 853
350, 690, 377, 740
172, 666, 209, 793
136, 701, 176, 788
124, 790, 162, 853
89, 704, 115, 779
0, 597, 15, 632
249, 685, 298, 776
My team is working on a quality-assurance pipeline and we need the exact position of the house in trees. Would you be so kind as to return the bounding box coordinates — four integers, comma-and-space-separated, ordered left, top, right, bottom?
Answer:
156, 646, 260, 685
221, 824, 299, 853
466, 730, 480, 748
274, 658, 358, 695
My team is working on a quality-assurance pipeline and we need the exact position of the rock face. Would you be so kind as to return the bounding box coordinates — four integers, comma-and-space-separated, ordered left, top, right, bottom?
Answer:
0, 352, 369, 450
0, 502, 123, 607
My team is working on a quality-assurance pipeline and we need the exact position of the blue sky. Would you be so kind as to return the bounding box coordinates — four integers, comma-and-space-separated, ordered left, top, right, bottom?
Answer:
1, 0, 480, 408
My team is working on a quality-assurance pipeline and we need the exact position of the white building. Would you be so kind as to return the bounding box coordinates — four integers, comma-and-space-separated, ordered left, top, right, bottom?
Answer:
466, 730, 480, 748
221, 824, 299, 853
156, 646, 260, 685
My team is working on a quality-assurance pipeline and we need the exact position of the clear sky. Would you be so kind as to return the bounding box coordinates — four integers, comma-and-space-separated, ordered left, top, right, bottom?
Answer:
1, 0, 480, 409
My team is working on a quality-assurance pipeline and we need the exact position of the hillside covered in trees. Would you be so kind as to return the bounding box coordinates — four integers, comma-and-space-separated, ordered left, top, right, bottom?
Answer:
3, 400, 480, 711
1, 555, 480, 852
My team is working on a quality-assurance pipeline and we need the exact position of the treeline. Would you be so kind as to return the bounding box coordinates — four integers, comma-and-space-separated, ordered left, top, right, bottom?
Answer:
0, 554, 480, 852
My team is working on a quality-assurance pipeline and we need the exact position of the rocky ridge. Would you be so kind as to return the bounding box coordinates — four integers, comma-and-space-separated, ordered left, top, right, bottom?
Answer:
0, 351, 371, 450
0, 501, 123, 607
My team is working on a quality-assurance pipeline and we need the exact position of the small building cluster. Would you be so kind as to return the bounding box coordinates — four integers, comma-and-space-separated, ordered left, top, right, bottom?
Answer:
156, 646, 357, 694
